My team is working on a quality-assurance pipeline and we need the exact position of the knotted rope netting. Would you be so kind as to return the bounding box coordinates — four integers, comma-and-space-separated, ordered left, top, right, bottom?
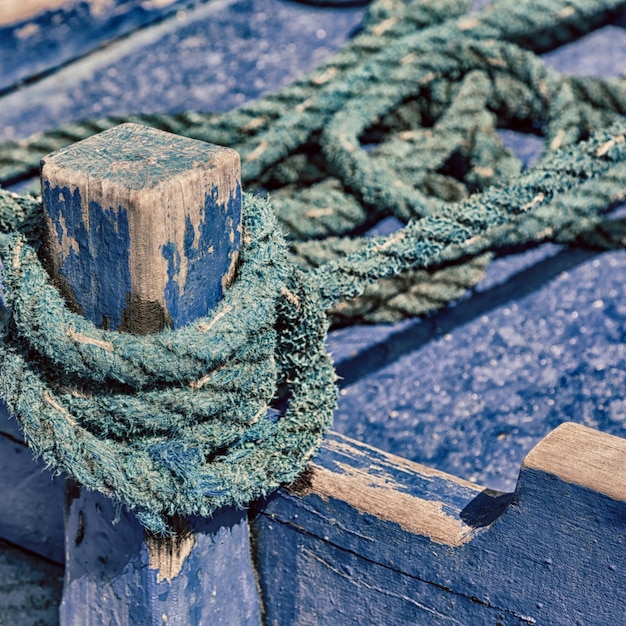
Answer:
0, 0, 625, 533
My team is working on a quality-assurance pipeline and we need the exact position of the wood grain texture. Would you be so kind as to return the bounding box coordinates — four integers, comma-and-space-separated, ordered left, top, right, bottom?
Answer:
42, 122, 241, 333
252, 426, 626, 626
523, 422, 626, 502
0, 539, 63, 626
0, 406, 65, 564
39, 123, 261, 625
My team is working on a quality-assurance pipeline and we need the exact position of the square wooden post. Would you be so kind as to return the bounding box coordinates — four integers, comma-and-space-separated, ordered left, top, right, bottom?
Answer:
40, 123, 261, 625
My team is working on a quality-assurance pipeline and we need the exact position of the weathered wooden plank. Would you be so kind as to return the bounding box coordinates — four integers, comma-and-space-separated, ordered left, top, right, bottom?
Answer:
0, 419, 65, 564
0, 0, 211, 93
253, 424, 626, 625
63, 489, 261, 625
39, 122, 261, 624
0, 0, 365, 142
0, 538, 63, 626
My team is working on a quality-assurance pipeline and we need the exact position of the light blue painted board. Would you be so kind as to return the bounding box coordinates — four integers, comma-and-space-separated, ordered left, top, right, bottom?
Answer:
0, 0, 212, 94
41, 123, 261, 624
253, 425, 626, 626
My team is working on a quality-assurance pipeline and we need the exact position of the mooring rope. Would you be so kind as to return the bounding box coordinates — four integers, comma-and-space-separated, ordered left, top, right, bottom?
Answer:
0, 0, 625, 531
0, 197, 335, 534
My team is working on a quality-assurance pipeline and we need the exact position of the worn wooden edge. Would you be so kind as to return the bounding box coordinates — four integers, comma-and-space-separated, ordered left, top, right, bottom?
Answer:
267, 422, 626, 550
285, 430, 490, 548
0, 0, 72, 26
522, 421, 626, 503
0, 0, 181, 27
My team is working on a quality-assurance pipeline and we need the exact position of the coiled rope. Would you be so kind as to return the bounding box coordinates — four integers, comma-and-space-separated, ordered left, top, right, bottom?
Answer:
0, 197, 335, 534
0, 0, 625, 531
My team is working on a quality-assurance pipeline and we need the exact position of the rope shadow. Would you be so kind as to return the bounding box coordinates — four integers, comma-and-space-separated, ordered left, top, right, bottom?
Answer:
334, 244, 602, 387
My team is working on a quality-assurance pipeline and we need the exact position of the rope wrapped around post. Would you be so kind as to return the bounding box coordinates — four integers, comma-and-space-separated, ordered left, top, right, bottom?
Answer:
0, 0, 626, 536
0, 122, 625, 537
0, 193, 335, 535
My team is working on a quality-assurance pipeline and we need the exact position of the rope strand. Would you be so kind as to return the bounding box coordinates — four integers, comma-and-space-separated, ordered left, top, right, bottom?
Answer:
1, 0, 625, 531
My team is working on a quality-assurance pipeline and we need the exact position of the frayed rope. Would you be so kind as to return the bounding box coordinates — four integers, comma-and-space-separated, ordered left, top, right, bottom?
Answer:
0, 194, 336, 535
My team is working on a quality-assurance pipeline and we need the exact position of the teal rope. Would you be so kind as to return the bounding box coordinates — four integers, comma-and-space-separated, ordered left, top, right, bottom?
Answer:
314, 125, 626, 306
1, 0, 626, 530
0, 196, 334, 534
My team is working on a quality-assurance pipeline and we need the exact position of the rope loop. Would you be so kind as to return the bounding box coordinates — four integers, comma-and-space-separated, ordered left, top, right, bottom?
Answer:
1, 0, 626, 529
0, 194, 335, 534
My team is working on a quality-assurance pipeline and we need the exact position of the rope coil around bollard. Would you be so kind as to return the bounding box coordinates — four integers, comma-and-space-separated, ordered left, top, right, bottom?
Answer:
1, 0, 626, 532
1, 123, 625, 534
0, 194, 335, 534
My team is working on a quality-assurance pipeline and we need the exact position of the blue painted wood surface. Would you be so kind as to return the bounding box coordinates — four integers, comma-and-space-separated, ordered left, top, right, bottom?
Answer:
0, 0, 365, 142
0, 537, 63, 626
40, 122, 260, 625
63, 489, 260, 625
253, 424, 626, 625
0, 417, 65, 564
0, 0, 212, 95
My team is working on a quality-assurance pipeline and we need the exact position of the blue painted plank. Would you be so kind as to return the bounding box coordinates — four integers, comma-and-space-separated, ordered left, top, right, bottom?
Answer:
329, 241, 626, 492
0, 0, 212, 94
253, 424, 626, 625
0, 538, 63, 626
0, 0, 366, 141
0, 413, 65, 564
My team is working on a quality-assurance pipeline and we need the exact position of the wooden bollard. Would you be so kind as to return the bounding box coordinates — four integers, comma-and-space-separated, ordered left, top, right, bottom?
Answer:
40, 123, 261, 625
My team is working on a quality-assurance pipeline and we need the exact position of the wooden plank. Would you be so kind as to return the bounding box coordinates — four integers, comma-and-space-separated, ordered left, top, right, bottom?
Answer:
0, 416, 64, 564
0, 0, 365, 142
39, 122, 261, 624
0, 0, 211, 93
0, 538, 63, 626
0, 0, 72, 26
252, 424, 626, 625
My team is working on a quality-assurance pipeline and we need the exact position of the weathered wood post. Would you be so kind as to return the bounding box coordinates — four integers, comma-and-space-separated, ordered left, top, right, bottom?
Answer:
40, 123, 261, 625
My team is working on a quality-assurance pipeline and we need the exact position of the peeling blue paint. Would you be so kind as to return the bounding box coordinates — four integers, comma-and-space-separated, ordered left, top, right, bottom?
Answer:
43, 182, 132, 329
163, 181, 241, 328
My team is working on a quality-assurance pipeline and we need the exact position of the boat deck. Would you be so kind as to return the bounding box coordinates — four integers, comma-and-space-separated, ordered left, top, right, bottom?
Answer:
0, 0, 625, 623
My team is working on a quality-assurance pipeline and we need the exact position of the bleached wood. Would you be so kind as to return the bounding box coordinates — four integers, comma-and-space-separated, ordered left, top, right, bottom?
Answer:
523, 421, 626, 502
